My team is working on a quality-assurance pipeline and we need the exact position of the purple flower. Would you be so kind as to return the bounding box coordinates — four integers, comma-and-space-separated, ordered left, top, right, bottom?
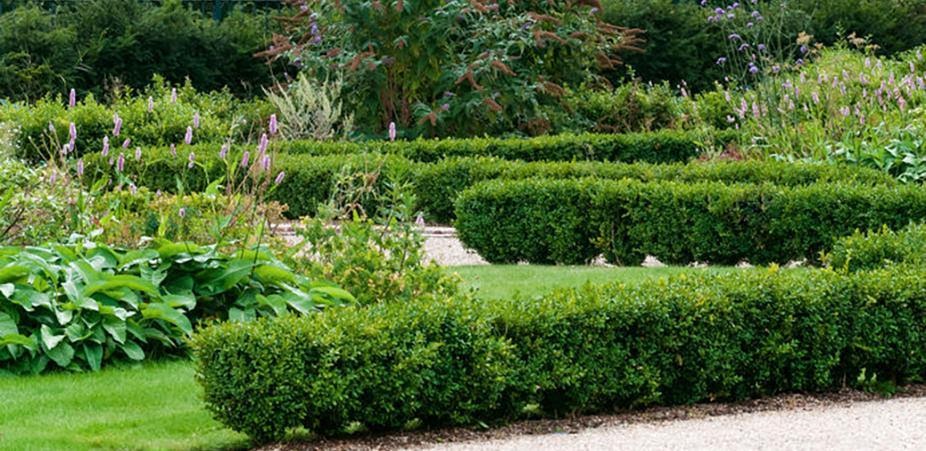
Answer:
716, 57, 727, 65
178, 207, 186, 218
388, 122, 397, 141
757, 44, 767, 52
68, 89, 76, 108
257, 133, 269, 156
116, 153, 125, 172
69, 122, 77, 142
274, 171, 285, 185
261, 155, 271, 171
748, 64, 759, 74
269, 114, 278, 135
76, 159, 84, 177
219, 144, 229, 160
240, 150, 250, 168
148, 96, 155, 113
113, 113, 122, 137
122, 138, 131, 149
134, 147, 142, 161
441, 103, 450, 111
184, 126, 193, 145
728, 33, 741, 41
192, 112, 200, 129
171, 88, 177, 103
129, 183, 137, 195
48, 170, 57, 185
800, 45, 809, 54
102, 136, 110, 157
188, 152, 196, 169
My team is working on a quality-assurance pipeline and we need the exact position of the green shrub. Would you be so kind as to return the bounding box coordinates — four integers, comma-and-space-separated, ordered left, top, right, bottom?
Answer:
455, 178, 926, 265
278, 130, 727, 164
825, 223, 926, 272
0, 239, 353, 375
0, 0, 279, 101
192, 265, 926, 441
83, 144, 896, 223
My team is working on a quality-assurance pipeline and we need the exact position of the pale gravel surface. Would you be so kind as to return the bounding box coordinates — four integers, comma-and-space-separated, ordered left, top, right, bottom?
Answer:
416, 397, 926, 451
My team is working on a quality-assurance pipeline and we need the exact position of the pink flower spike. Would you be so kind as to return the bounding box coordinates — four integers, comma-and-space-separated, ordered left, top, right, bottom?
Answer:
261, 155, 271, 171
269, 114, 278, 135
258, 133, 269, 155
184, 126, 193, 145
274, 171, 285, 185
69, 122, 77, 142
170, 144, 177, 157
68, 89, 76, 108
188, 152, 196, 169
240, 150, 250, 168
388, 121, 396, 141
219, 144, 229, 159
122, 138, 131, 149
192, 112, 200, 129
178, 207, 186, 218
113, 113, 122, 137
116, 153, 125, 172
171, 88, 177, 103
147, 96, 155, 113
129, 183, 137, 195
76, 159, 84, 177
134, 147, 142, 161
101, 136, 110, 157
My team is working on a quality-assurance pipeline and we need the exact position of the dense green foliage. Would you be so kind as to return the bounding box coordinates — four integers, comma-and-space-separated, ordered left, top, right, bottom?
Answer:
83, 145, 892, 222
193, 265, 926, 441
271, 0, 639, 137
0, 240, 352, 374
826, 223, 926, 272
455, 178, 926, 264
602, 0, 926, 91
0, 0, 280, 102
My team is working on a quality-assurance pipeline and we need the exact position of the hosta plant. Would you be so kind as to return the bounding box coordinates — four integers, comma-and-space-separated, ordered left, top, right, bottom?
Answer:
0, 239, 353, 375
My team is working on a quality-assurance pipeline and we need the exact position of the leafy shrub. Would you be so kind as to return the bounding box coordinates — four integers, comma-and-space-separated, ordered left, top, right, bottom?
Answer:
455, 178, 926, 264
0, 0, 280, 101
292, 171, 460, 306
0, 239, 353, 375
264, 74, 353, 141
267, 0, 641, 137
825, 223, 926, 272
192, 265, 926, 441
555, 81, 691, 134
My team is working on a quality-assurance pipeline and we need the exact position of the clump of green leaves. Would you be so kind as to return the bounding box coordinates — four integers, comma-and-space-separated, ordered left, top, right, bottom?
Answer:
265, 0, 642, 137
0, 239, 353, 375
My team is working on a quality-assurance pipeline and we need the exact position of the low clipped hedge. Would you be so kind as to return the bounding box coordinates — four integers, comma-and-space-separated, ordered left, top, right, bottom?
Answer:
192, 266, 926, 441
84, 146, 894, 222
275, 129, 736, 163
826, 223, 926, 272
455, 178, 926, 265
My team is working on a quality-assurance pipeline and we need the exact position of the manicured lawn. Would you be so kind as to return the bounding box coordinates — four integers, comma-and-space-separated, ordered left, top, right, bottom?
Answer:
453, 265, 734, 300
0, 265, 731, 450
0, 361, 248, 451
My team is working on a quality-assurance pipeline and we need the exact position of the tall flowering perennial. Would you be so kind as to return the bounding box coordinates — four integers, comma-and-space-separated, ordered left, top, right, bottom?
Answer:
702, 0, 811, 85
261, 0, 643, 137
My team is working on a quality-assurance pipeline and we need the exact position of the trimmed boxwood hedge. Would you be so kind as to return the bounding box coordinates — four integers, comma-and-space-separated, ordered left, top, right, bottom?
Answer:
826, 223, 926, 272
85, 147, 895, 222
274, 129, 735, 163
192, 265, 926, 441
454, 178, 926, 265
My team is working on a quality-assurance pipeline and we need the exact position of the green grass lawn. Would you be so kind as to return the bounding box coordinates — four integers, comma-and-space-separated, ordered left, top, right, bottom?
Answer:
0, 265, 731, 450
452, 265, 733, 300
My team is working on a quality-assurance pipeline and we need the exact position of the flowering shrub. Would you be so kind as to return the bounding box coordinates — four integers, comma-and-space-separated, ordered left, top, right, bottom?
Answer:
715, 46, 926, 180
264, 0, 642, 137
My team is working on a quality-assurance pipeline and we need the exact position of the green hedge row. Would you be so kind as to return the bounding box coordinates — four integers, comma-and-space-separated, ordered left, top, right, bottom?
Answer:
275, 129, 740, 164
85, 146, 894, 223
826, 223, 926, 272
192, 265, 926, 441
455, 178, 926, 265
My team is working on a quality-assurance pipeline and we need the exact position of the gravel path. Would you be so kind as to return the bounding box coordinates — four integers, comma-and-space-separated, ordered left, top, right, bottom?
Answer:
417, 396, 926, 451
